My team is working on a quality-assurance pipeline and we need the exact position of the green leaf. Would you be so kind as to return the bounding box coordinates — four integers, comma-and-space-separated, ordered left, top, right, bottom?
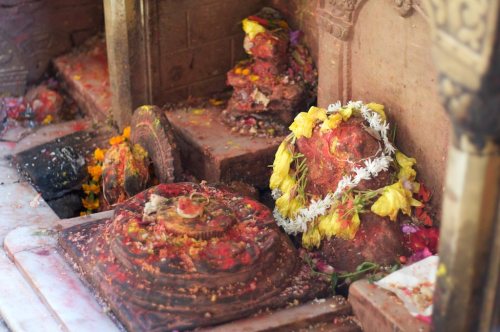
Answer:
330, 273, 339, 293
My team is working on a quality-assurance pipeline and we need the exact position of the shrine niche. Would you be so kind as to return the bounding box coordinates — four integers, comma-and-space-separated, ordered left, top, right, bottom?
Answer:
60, 183, 329, 331
0, 0, 498, 331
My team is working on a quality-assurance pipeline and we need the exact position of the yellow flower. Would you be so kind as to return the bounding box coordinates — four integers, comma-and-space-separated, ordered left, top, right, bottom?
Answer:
122, 126, 131, 140
109, 135, 125, 145
94, 148, 105, 162
366, 102, 387, 122
338, 107, 352, 121
289, 112, 315, 139
371, 181, 422, 221
307, 106, 327, 122
82, 197, 99, 210
396, 151, 417, 182
335, 211, 361, 240
318, 211, 339, 239
279, 174, 296, 194
302, 226, 322, 249
275, 191, 303, 218
318, 210, 361, 240
88, 165, 102, 181
242, 18, 266, 39
320, 113, 343, 132
249, 74, 259, 81
42, 114, 53, 125
82, 183, 100, 195
269, 140, 293, 189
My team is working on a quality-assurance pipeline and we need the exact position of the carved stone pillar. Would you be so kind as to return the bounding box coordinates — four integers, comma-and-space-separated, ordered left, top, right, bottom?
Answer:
427, 1, 500, 330
103, 0, 156, 129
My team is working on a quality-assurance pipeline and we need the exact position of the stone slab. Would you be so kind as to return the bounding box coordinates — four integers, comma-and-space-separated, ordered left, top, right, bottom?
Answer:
349, 279, 430, 332
166, 106, 283, 188
4, 225, 119, 332
0, 251, 62, 332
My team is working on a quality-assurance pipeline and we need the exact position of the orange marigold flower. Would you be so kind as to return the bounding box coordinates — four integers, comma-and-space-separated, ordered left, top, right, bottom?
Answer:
94, 148, 105, 162
82, 197, 99, 210
82, 183, 100, 195
109, 135, 125, 145
122, 126, 131, 140
88, 165, 102, 181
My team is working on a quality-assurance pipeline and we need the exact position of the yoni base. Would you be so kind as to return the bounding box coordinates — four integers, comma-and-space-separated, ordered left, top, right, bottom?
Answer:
165, 105, 284, 189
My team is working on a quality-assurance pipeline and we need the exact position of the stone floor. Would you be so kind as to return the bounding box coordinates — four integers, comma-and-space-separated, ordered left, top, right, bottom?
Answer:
0, 121, 90, 331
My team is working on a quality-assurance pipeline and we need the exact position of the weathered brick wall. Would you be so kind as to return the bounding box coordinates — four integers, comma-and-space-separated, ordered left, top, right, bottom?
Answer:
0, 0, 104, 94
156, 0, 268, 104
269, 0, 319, 63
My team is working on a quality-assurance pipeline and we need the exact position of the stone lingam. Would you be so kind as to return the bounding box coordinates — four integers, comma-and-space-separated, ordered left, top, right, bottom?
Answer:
59, 182, 330, 331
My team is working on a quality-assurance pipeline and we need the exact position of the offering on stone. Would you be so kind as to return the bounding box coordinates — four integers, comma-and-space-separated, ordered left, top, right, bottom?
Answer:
222, 7, 317, 137
60, 183, 329, 331
269, 101, 439, 271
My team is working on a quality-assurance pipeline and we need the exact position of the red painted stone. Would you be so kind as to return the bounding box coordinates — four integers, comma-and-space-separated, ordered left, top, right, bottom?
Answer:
59, 183, 329, 331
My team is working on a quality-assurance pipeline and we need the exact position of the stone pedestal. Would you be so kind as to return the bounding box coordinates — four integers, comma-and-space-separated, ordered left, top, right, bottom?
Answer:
166, 105, 284, 189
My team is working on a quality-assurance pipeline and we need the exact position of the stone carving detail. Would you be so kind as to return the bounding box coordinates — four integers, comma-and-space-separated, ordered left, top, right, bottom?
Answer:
428, 0, 500, 143
394, 0, 413, 17
428, 0, 488, 53
318, 0, 415, 40
317, 0, 359, 40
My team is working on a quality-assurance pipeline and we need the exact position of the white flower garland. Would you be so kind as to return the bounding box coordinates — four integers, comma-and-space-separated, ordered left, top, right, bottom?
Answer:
274, 101, 395, 235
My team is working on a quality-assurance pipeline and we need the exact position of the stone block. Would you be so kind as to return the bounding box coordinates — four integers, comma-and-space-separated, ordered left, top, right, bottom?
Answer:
165, 104, 283, 188
349, 279, 430, 332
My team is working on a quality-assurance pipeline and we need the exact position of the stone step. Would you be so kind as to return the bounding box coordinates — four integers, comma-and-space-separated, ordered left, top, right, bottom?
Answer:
349, 279, 430, 332
166, 104, 283, 189
53, 38, 111, 122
